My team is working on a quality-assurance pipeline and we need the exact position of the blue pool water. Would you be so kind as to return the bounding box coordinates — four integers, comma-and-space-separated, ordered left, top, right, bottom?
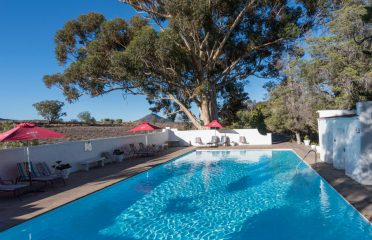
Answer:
1, 150, 372, 239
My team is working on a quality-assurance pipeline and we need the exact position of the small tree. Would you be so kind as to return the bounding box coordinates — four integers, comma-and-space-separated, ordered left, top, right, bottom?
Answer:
232, 102, 267, 134
115, 119, 123, 124
77, 111, 95, 124
33, 100, 66, 123
102, 118, 114, 124
264, 55, 329, 144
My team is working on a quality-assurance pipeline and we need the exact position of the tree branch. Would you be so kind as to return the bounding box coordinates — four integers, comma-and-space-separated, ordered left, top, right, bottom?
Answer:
168, 94, 202, 129
211, 0, 256, 61
119, 0, 171, 19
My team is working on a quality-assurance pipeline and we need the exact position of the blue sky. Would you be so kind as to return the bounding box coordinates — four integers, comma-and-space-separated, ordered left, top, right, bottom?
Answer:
0, 0, 269, 121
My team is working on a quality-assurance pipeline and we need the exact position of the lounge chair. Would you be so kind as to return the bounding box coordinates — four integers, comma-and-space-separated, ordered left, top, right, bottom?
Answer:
0, 177, 29, 197
239, 136, 249, 145
219, 136, 230, 146
121, 146, 135, 159
17, 162, 65, 186
138, 142, 149, 151
139, 143, 157, 155
129, 144, 155, 157
102, 152, 116, 163
195, 137, 205, 146
148, 144, 163, 153
207, 136, 219, 147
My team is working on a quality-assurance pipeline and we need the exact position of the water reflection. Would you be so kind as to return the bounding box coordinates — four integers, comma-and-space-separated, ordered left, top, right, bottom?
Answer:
173, 150, 272, 165
319, 180, 330, 216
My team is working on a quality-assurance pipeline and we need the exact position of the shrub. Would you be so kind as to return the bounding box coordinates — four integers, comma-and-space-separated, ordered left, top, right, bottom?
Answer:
77, 111, 95, 124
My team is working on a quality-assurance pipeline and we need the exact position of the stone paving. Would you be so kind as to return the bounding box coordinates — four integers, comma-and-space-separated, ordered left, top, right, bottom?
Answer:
0, 142, 371, 231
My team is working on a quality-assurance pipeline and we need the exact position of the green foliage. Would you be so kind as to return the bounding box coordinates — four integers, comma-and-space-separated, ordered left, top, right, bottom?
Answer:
102, 118, 114, 124
219, 82, 249, 125
264, 57, 331, 142
263, 1, 371, 143
44, 1, 331, 128
231, 102, 267, 134
115, 119, 123, 124
77, 111, 95, 124
306, 2, 372, 109
33, 100, 66, 123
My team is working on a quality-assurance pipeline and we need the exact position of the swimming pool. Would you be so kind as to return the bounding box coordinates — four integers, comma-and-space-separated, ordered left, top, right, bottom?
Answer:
1, 150, 372, 239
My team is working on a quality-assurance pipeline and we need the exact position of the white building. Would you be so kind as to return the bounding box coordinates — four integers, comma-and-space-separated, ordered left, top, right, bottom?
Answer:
317, 101, 372, 185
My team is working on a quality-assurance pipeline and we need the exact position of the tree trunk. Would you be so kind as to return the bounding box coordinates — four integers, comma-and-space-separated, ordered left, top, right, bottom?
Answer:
295, 131, 301, 144
199, 93, 218, 126
169, 85, 218, 130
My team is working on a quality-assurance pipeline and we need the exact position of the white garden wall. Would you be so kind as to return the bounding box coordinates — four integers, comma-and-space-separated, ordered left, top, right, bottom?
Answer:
167, 128, 272, 146
0, 131, 169, 180
317, 101, 372, 185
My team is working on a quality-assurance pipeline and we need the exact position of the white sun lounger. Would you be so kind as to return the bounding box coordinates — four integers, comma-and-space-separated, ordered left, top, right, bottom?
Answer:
239, 136, 249, 145
195, 137, 206, 146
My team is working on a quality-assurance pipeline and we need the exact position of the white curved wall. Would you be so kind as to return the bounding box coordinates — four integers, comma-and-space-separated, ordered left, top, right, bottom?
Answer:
168, 128, 272, 146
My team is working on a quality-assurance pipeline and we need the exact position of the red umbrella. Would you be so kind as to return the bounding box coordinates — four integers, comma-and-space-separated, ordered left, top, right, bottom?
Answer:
0, 123, 64, 142
128, 122, 161, 145
205, 120, 223, 139
205, 120, 223, 129
0, 123, 64, 184
128, 122, 161, 132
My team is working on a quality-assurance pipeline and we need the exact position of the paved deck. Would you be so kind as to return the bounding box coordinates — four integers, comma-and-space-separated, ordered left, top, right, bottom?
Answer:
0, 142, 371, 232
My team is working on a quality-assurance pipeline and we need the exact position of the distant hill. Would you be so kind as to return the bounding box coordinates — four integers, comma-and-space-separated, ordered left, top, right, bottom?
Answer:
136, 113, 172, 123
0, 118, 10, 121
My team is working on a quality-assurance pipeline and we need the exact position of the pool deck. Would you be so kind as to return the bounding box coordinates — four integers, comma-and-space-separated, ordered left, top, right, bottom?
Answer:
0, 143, 371, 231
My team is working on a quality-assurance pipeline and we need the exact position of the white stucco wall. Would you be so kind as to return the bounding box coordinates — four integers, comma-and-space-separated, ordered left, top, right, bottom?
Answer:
0, 131, 169, 180
317, 101, 372, 185
352, 102, 372, 185
318, 118, 329, 163
168, 128, 272, 146
318, 116, 361, 170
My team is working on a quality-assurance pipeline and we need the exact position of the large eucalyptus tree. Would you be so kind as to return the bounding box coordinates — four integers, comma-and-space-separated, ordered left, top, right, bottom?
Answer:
44, 0, 332, 129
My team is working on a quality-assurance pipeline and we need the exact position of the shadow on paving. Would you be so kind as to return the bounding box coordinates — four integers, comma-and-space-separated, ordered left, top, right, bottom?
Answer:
0, 147, 195, 231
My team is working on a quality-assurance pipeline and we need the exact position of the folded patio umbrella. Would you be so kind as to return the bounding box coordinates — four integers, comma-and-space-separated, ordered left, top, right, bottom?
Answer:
128, 122, 161, 145
0, 123, 64, 184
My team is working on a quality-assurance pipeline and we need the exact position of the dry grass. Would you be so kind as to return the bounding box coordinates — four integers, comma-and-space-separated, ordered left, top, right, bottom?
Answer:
0, 121, 191, 147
